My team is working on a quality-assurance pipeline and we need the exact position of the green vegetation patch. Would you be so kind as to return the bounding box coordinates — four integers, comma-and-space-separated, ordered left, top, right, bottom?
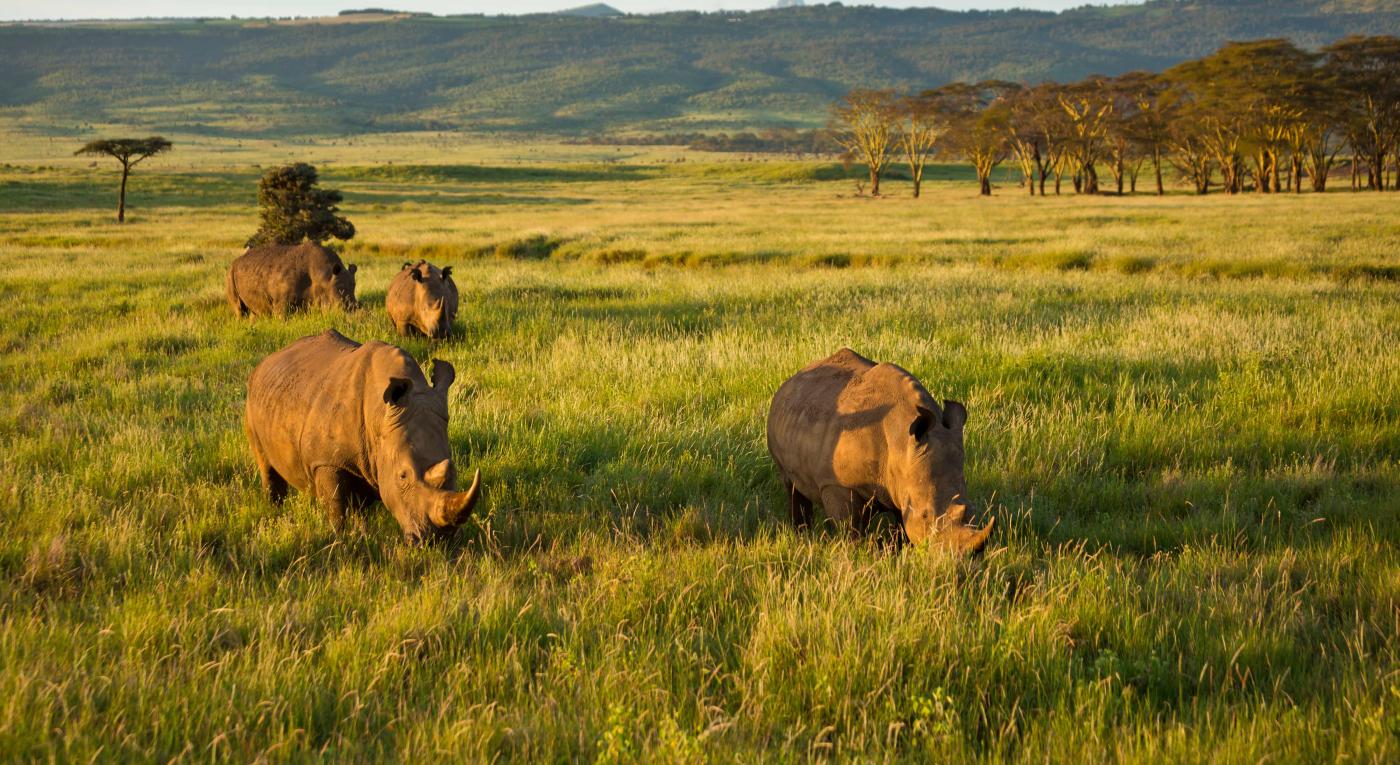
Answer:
1, 157, 1399, 761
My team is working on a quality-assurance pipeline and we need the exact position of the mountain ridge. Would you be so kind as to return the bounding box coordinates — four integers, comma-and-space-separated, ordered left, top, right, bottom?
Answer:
1, 1, 1396, 137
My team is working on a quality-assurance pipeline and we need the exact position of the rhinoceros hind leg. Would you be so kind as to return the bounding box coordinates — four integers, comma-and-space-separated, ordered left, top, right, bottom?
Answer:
248, 434, 288, 504
785, 478, 813, 529
263, 469, 289, 505
312, 466, 348, 532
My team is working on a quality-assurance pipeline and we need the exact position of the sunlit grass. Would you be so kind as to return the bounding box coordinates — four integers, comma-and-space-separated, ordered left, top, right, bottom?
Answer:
1, 146, 1398, 761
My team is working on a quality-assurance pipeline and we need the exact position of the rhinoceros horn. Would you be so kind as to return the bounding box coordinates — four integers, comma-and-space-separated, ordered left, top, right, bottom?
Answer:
430, 467, 481, 527
962, 517, 995, 555
940, 499, 994, 555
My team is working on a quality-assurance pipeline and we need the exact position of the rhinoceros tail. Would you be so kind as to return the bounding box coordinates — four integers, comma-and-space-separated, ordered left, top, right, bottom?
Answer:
226, 264, 249, 317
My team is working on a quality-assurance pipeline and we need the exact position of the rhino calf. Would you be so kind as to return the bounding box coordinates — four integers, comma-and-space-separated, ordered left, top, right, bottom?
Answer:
244, 329, 481, 544
226, 242, 358, 317
386, 260, 458, 338
766, 348, 993, 554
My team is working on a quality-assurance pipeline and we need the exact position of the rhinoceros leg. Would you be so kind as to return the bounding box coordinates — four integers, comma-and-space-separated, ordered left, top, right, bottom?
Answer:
784, 478, 813, 529
819, 486, 860, 534
246, 427, 288, 504
312, 466, 349, 532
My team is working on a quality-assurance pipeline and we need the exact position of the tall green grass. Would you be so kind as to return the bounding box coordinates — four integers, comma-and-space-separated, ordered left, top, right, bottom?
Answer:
0, 155, 1398, 762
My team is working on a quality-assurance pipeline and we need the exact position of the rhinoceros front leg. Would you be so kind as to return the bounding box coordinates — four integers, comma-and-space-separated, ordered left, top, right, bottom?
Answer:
819, 486, 864, 536
784, 477, 814, 529
312, 466, 349, 533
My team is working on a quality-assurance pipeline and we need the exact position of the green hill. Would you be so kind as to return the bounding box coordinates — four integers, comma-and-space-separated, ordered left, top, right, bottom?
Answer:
1, 0, 1397, 137
556, 4, 626, 18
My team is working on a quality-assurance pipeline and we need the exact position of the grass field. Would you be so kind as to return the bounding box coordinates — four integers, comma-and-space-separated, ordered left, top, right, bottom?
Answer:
1, 141, 1398, 762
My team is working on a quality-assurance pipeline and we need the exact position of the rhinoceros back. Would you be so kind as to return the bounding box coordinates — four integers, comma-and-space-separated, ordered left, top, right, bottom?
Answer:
228, 243, 339, 316
245, 330, 372, 490
766, 349, 876, 487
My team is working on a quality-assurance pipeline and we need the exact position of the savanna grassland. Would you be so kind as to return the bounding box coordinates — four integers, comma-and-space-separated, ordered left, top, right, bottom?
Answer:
1, 140, 1398, 762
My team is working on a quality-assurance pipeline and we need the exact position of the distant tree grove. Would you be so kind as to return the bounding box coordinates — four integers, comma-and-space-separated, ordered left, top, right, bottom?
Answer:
832, 35, 1400, 196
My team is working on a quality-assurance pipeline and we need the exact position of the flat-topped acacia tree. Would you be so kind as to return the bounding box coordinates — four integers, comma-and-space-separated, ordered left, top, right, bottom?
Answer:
75, 137, 172, 223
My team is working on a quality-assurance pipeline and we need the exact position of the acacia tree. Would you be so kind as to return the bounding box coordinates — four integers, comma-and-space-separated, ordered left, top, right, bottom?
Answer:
1104, 77, 1144, 194
831, 89, 900, 196
1118, 72, 1173, 195
1225, 40, 1319, 193
935, 81, 1014, 196
1284, 76, 1343, 192
1324, 35, 1400, 191
75, 136, 172, 223
247, 163, 355, 247
1002, 84, 1049, 196
1297, 122, 1344, 192
898, 92, 947, 198
1021, 83, 1072, 195
1163, 91, 1214, 195
1164, 52, 1252, 194
1058, 78, 1114, 194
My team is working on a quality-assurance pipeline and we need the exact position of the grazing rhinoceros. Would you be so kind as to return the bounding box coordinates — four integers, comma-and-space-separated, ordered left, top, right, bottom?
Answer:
244, 329, 481, 544
226, 242, 358, 317
386, 260, 458, 339
766, 348, 994, 554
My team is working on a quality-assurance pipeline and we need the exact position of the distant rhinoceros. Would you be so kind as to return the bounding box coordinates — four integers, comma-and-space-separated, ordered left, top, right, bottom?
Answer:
766, 348, 993, 553
226, 242, 358, 317
244, 329, 481, 544
386, 260, 458, 338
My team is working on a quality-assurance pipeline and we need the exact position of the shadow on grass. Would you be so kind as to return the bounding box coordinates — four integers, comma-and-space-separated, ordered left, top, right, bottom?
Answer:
0, 170, 258, 212
328, 163, 654, 184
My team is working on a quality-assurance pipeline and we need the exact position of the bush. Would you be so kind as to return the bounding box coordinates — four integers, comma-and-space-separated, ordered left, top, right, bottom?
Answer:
246, 163, 355, 248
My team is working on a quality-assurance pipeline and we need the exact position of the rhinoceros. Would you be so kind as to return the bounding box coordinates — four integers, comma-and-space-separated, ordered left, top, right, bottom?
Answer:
386, 260, 458, 339
766, 348, 993, 553
244, 329, 481, 544
226, 242, 358, 317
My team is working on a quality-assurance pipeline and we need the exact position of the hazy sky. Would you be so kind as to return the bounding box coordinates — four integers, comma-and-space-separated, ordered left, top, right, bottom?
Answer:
0, 1, 1144, 22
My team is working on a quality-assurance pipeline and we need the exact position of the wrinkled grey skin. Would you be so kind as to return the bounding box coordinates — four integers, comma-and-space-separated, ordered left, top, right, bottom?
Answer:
766, 348, 994, 554
226, 242, 358, 317
386, 260, 458, 339
244, 329, 481, 544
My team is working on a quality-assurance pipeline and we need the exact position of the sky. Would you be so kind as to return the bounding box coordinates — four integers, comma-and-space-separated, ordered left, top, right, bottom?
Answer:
0, 1, 1144, 22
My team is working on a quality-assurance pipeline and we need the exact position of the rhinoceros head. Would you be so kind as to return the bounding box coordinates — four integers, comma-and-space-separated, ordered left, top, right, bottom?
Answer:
402, 261, 457, 338
885, 399, 993, 554
376, 359, 480, 544
314, 259, 357, 311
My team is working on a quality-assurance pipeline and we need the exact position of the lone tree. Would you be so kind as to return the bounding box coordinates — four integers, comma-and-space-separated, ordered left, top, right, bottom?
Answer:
831, 89, 899, 196
247, 163, 355, 247
75, 137, 172, 223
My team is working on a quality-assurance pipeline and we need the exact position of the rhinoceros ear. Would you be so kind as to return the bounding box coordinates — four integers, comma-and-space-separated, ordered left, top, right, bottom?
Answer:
429, 359, 456, 391
442, 266, 453, 280
348, 263, 357, 274
384, 377, 413, 407
910, 405, 937, 441
942, 400, 968, 432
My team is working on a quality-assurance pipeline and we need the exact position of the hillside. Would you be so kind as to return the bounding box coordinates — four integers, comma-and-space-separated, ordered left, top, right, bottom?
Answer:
2, 0, 1398, 137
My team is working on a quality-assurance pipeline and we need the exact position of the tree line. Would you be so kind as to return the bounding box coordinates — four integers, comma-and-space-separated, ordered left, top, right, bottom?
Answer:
832, 35, 1400, 197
